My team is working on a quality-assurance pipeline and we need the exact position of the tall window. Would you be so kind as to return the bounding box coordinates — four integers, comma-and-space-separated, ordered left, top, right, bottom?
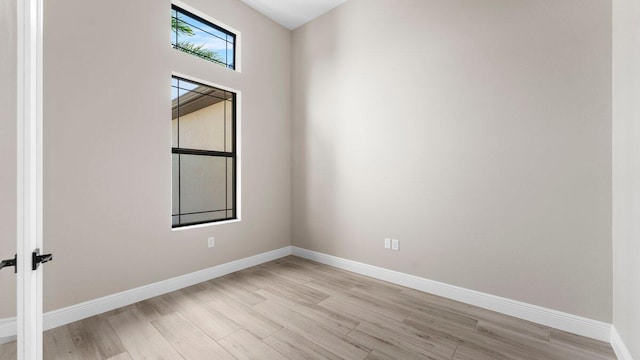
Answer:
171, 5, 236, 69
172, 76, 236, 228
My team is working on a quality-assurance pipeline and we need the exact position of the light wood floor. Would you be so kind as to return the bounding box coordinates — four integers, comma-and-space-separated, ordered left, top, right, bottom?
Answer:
0, 256, 617, 360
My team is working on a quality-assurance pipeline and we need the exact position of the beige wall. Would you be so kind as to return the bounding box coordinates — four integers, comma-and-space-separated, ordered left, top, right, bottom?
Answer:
613, 0, 640, 356
0, 0, 618, 330
0, 0, 17, 318
34, 0, 291, 313
291, 0, 613, 321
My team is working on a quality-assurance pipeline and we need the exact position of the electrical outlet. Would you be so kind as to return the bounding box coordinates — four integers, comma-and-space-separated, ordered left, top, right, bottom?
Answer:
384, 238, 391, 249
391, 239, 399, 251
208, 237, 215, 248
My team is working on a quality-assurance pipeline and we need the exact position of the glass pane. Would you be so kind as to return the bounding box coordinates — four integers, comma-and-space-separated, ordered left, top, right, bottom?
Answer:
174, 83, 232, 152
177, 93, 226, 151
179, 13, 219, 39
227, 157, 234, 213
209, 27, 229, 43
171, 86, 178, 101
180, 210, 228, 225
172, 154, 179, 214
179, 154, 227, 215
171, 117, 178, 147
177, 87, 190, 98
225, 99, 233, 152
171, 6, 236, 69
172, 28, 178, 47
171, 10, 178, 46
176, 78, 198, 91
171, 76, 236, 227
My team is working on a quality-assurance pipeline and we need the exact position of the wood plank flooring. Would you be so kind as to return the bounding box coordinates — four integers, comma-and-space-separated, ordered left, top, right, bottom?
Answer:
0, 256, 617, 359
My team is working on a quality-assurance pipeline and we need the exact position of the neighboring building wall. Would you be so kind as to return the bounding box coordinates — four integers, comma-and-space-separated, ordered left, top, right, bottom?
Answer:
292, 0, 613, 321
613, 0, 640, 357
39, 0, 291, 312
171, 99, 233, 152
0, 0, 17, 318
172, 100, 234, 223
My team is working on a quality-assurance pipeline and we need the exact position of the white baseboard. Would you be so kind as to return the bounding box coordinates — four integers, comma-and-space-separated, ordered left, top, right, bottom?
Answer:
2, 245, 619, 349
292, 247, 613, 343
611, 326, 635, 360
0, 246, 293, 343
0, 318, 15, 345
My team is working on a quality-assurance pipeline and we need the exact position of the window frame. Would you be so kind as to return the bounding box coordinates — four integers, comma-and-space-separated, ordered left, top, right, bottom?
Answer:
171, 1, 241, 72
170, 73, 242, 230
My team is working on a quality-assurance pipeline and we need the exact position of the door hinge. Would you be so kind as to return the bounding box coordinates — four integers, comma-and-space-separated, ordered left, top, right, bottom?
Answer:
0, 255, 17, 273
32, 249, 53, 271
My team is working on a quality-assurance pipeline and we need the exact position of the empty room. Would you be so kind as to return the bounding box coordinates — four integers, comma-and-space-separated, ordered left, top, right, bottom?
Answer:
0, 0, 638, 359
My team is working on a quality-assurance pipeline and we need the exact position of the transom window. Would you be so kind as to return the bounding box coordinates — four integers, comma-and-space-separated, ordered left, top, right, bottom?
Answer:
171, 5, 236, 69
172, 76, 237, 228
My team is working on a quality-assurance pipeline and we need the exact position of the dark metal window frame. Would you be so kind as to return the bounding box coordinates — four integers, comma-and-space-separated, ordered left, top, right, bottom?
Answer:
171, 4, 237, 70
172, 76, 238, 228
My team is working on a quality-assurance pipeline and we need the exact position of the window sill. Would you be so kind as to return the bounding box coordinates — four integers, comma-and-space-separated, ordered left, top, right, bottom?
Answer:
171, 218, 241, 232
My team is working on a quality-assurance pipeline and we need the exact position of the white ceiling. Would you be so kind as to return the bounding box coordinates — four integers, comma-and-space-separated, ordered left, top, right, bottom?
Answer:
240, 0, 349, 30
